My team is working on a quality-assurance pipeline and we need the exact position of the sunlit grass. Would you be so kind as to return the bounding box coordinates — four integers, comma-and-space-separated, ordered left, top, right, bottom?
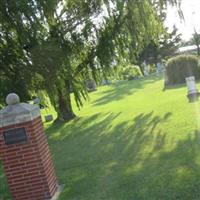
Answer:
2, 75, 200, 199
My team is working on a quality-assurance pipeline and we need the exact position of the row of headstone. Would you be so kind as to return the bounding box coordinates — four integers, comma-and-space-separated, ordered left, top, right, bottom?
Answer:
142, 60, 165, 77
86, 79, 112, 92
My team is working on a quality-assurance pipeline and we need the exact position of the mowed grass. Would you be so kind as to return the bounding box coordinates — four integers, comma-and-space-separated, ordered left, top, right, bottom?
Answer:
2, 75, 200, 199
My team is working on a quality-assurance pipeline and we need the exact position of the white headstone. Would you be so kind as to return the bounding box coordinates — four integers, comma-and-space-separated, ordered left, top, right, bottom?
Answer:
156, 62, 162, 76
143, 61, 149, 76
185, 76, 198, 95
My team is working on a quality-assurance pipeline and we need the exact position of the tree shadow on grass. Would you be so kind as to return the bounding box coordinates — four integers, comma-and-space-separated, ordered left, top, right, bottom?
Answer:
45, 110, 200, 200
2, 110, 199, 200
163, 80, 200, 92
93, 76, 158, 106
163, 83, 186, 91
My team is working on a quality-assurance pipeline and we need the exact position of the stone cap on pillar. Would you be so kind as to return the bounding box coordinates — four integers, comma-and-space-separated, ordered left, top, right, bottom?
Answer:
0, 93, 40, 128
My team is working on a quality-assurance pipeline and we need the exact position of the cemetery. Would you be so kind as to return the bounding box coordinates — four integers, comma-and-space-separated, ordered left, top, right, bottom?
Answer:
1, 0, 200, 200
2, 72, 200, 199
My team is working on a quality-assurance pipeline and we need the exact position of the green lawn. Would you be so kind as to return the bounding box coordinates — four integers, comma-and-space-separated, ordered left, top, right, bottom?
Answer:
2, 76, 200, 200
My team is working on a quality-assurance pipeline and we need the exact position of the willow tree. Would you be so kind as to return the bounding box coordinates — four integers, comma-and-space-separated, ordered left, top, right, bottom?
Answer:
0, 0, 44, 102
0, 0, 181, 121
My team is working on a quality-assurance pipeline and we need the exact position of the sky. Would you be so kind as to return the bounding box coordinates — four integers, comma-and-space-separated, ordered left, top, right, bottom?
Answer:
165, 0, 200, 41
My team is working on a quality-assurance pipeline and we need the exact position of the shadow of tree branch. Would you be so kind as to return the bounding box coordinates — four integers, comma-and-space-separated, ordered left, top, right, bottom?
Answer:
45, 111, 200, 200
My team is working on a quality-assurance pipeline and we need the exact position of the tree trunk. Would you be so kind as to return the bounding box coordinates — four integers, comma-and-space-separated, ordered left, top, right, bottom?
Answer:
56, 85, 76, 122
197, 45, 200, 56
139, 65, 144, 76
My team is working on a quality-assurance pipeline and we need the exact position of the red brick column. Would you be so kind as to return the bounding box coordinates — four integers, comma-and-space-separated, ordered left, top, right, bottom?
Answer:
0, 93, 61, 200
0, 117, 58, 200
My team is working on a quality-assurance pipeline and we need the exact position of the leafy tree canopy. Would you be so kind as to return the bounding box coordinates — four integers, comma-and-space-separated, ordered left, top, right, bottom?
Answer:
0, 0, 181, 121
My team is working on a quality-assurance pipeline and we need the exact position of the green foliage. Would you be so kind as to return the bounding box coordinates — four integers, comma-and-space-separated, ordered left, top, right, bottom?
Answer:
118, 65, 143, 80
0, 0, 182, 120
166, 55, 200, 85
192, 29, 200, 55
139, 26, 181, 65
182, 29, 200, 56
149, 64, 156, 74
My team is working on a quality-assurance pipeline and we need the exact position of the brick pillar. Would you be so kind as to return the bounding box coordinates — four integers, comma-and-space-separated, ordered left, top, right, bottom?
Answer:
0, 93, 62, 200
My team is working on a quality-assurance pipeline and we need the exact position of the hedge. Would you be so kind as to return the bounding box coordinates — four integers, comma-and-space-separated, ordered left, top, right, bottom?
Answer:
165, 55, 200, 85
119, 65, 143, 80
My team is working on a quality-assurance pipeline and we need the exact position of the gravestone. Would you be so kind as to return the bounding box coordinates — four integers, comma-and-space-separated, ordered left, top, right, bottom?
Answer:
143, 61, 149, 76
156, 61, 163, 77
86, 80, 97, 92
185, 76, 200, 102
45, 114, 54, 122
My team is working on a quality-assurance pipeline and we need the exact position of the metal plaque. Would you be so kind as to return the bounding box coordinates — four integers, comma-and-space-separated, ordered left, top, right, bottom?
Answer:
3, 128, 28, 145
